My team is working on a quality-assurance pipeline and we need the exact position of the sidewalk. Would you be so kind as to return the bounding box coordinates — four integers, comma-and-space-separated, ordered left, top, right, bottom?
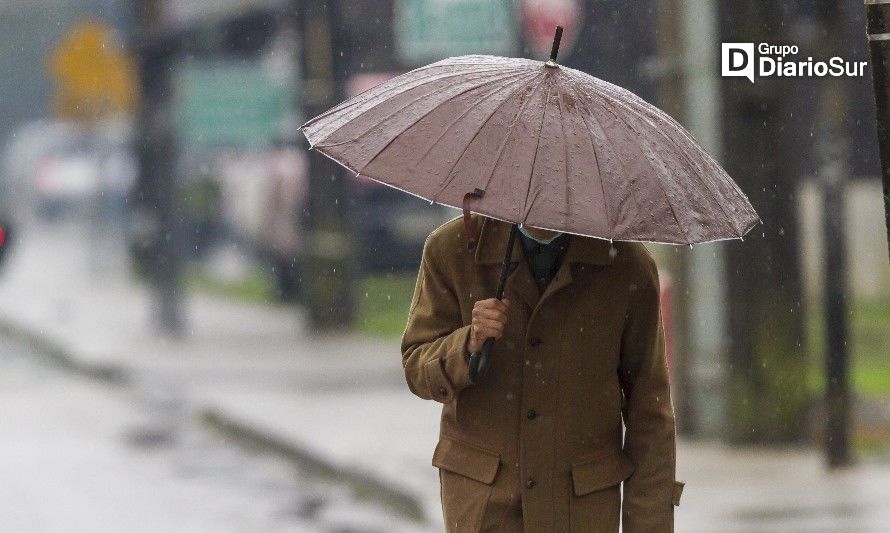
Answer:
0, 222, 443, 528
3, 222, 890, 531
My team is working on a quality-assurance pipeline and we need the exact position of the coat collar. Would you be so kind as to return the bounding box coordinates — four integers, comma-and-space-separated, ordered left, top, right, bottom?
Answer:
472, 216, 615, 311
473, 216, 615, 266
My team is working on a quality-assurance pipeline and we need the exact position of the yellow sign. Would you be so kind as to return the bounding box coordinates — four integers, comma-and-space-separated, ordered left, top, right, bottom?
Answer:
48, 19, 139, 121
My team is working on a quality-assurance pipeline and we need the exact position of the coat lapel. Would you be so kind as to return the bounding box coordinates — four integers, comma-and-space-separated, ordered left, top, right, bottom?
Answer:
473, 216, 617, 311
506, 258, 539, 310
538, 232, 615, 304
474, 216, 537, 309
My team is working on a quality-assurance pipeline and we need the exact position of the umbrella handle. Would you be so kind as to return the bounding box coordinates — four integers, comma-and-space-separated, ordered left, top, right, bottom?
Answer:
468, 338, 495, 383
462, 189, 485, 250
468, 224, 519, 384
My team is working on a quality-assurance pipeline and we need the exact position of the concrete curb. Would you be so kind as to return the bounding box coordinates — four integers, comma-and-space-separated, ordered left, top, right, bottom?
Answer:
201, 409, 427, 523
0, 313, 429, 525
0, 317, 128, 384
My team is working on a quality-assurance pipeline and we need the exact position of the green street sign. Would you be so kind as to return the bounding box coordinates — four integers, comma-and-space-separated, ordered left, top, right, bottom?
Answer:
395, 0, 519, 66
175, 61, 296, 150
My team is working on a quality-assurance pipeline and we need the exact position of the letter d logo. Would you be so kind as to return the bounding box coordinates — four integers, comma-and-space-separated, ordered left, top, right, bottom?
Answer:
722, 43, 755, 83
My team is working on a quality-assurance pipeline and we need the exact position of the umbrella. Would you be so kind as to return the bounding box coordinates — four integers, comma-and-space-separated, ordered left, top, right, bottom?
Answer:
301, 27, 760, 382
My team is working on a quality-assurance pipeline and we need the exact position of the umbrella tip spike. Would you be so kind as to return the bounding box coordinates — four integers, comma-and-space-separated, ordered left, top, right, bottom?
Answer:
550, 26, 564, 62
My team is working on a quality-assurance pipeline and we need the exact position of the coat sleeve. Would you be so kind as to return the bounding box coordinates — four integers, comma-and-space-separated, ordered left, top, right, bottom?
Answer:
400, 236, 473, 404
619, 256, 681, 532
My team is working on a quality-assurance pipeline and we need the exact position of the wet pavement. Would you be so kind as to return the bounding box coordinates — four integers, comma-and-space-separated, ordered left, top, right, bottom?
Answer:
3, 222, 890, 532
0, 336, 421, 533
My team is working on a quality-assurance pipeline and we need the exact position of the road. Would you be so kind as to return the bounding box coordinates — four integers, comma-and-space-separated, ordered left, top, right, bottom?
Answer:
0, 336, 418, 533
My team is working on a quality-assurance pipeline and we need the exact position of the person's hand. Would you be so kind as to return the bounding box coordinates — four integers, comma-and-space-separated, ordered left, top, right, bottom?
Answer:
467, 298, 510, 353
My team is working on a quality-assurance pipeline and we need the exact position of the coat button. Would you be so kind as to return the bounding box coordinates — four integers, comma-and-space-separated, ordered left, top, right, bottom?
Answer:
528, 337, 542, 347
526, 409, 537, 420
437, 387, 448, 396
525, 478, 536, 489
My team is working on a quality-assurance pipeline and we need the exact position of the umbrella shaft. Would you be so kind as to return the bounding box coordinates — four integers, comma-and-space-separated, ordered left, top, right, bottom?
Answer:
494, 224, 520, 299
469, 224, 519, 384
550, 26, 564, 62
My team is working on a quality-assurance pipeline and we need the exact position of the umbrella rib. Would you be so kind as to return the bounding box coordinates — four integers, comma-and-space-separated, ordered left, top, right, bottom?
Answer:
521, 77, 555, 224
403, 71, 539, 177
610, 96, 739, 237
521, 187, 543, 223
303, 63, 496, 131
554, 82, 571, 232
574, 74, 743, 237
477, 75, 549, 196
591, 83, 735, 231
357, 70, 538, 176
646, 122, 740, 237
301, 63, 503, 128
430, 72, 545, 204
581, 86, 692, 244
307, 67, 524, 143
317, 69, 528, 151
571, 85, 619, 241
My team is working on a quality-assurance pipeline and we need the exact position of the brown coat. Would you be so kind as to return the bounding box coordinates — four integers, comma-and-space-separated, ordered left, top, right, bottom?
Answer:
401, 215, 683, 532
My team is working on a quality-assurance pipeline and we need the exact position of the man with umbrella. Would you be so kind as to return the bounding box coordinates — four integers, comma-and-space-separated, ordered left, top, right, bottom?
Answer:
302, 28, 757, 532
400, 213, 680, 531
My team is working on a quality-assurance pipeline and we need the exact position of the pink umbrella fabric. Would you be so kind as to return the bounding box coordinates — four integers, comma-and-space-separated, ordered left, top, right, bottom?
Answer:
302, 54, 759, 245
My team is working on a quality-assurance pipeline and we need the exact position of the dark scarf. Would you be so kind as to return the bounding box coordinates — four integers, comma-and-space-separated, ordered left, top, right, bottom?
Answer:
519, 232, 570, 293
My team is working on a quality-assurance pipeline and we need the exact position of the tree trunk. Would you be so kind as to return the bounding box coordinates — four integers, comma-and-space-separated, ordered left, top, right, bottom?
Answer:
720, 2, 810, 443
298, 0, 356, 331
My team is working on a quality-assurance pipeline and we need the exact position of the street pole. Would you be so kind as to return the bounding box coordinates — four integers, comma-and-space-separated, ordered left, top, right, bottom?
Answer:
721, 1, 809, 444
680, 0, 728, 439
821, 147, 852, 468
819, 0, 853, 468
653, 0, 728, 438
654, 0, 696, 436
865, 0, 890, 262
133, 0, 185, 336
297, 0, 355, 331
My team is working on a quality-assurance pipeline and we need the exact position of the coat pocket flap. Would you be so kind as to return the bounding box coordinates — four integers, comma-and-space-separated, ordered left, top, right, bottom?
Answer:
571, 450, 635, 496
432, 436, 501, 485
672, 480, 685, 506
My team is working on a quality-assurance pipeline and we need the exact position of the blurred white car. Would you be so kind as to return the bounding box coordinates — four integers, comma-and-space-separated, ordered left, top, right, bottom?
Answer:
33, 154, 100, 211
3, 119, 136, 220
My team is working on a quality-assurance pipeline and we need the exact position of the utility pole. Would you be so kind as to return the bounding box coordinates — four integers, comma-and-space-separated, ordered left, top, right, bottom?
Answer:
654, 0, 696, 435
133, 0, 185, 336
865, 0, 890, 262
298, 0, 355, 331
818, 0, 853, 468
653, 0, 727, 438
680, 0, 729, 439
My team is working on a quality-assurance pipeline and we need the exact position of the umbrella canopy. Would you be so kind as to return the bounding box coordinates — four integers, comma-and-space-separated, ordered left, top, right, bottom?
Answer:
302, 55, 759, 245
